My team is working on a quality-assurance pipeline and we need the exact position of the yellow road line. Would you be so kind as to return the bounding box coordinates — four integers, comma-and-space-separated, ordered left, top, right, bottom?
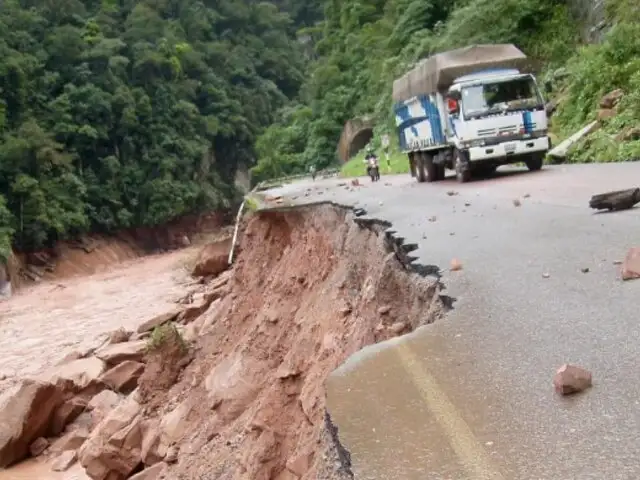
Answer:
396, 343, 506, 480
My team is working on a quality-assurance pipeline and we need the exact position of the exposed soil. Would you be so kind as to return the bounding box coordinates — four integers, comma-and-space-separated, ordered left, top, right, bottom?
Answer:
4, 210, 231, 288
0, 202, 446, 480
138, 325, 192, 414
139, 203, 447, 479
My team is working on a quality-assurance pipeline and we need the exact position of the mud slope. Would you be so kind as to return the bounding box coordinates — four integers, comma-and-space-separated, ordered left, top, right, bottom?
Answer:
154, 203, 447, 479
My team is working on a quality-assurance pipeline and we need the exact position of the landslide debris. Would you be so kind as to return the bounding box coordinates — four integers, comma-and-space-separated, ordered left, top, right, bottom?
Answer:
0, 202, 446, 479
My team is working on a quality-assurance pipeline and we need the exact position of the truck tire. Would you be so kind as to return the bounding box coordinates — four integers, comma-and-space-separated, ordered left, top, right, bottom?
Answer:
416, 152, 427, 183
525, 153, 544, 172
424, 153, 438, 182
408, 152, 417, 178
454, 149, 471, 183
436, 164, 446, 181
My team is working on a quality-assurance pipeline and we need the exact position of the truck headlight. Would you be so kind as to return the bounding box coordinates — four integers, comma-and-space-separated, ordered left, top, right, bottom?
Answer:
464, 139, 485, 148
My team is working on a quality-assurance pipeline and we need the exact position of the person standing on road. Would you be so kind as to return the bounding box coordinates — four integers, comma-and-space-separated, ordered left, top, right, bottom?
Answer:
309, 164, 316, 181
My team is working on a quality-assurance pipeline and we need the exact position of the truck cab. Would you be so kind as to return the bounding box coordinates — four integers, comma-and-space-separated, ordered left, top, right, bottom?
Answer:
392, 44, 551, 183
446, 69, 550, 178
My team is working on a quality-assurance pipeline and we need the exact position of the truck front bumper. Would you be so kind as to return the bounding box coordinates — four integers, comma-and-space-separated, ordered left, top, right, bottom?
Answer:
468, 136, 550, 162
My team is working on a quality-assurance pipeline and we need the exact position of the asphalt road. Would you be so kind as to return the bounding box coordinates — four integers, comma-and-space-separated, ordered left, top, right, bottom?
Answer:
265, 163, 640, 480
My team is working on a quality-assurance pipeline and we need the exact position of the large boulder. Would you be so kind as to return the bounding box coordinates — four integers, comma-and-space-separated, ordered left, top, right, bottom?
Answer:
136, 310, 181, 335
192, 238, 232, 277
204, 352, 264, 423
99, 361, 145, 394
0, 380, 63, 467
50, 397, 88, 436
39, 357, 107, 395
78, 395, 144, 480
600, 89, 624, 109
96, 340, 147, 366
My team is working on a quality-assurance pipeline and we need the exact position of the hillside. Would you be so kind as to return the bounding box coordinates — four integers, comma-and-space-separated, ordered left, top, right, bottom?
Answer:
252, 0, 640, 179
0, 0, 322, 261
1, 0, 639, 262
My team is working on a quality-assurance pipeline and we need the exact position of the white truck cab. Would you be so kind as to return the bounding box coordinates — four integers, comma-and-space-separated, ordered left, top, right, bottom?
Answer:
393, 44, 551, 183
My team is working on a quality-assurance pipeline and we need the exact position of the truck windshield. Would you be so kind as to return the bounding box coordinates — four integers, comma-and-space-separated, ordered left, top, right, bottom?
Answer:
461, 76, 542, 119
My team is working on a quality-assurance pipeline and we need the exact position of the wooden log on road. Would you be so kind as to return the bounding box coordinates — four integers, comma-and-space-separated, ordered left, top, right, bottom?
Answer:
589, 188, 640, 211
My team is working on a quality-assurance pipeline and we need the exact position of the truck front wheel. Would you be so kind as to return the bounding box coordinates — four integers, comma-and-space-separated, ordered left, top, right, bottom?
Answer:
454, 149, 471, 183
525, 153, 544, 172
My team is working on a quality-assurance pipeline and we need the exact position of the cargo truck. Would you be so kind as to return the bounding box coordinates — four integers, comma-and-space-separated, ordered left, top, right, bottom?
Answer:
392, 44, 550, 183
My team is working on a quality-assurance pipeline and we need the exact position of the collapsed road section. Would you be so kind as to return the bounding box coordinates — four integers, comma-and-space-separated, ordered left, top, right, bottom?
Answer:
0, 202, 449, 480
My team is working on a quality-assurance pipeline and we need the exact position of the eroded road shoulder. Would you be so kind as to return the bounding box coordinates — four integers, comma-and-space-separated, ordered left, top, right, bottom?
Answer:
265, 163, 640, 479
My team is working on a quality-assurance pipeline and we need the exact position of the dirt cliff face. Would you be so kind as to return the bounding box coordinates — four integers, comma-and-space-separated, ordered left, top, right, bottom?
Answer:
147, 203, 447, 479
2, 210, 232, 291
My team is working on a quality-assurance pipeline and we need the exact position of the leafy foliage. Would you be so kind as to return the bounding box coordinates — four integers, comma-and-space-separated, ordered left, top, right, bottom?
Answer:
551, 4, 640, 162
0, 0, 311, 252
252, 0, 580, 179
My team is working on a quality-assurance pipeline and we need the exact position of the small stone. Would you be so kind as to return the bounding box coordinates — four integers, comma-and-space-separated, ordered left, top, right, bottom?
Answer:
30, 437, 49, 457
542, 272, 550, 278
379, 201, 383, 206
51, 450, 77, 472
377, 306, 391, 315
108, 328, 131, 344
553, 364, 592, 395
581, 267, 590, 273
164, 446, 179, 464
450, 259, 463, 271
621, 247, 640, 281
513, 199, 521, 207
464, 202, 471, 207
428, 216, 437, 222
389, 322, 408, 335
523, 193, 531, 198
339, 306, 352, 316
446, 190, 458, 196
449, 232, 455, 236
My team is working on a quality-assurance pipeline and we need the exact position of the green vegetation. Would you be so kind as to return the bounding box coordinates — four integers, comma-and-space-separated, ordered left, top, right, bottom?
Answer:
147, 322, 187, 354
1, 0, 638, 257
253, 0, 640, 178
254, 0, 581, 180
551, 16, 640, 162
0, 0, 321, 255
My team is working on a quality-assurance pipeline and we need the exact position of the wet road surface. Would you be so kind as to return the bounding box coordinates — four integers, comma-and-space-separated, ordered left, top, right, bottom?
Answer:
266, 163, 640, 480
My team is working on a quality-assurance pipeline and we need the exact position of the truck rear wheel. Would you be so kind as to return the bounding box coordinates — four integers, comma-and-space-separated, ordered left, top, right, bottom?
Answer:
416, 152, 427, 183
408, 152, 417, 178
424, 153, 438, 183
454, 149, 471, 183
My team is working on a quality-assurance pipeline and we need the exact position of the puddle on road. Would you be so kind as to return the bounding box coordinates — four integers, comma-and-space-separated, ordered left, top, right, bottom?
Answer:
0, 460, 89, 480
327, 334, 462, 480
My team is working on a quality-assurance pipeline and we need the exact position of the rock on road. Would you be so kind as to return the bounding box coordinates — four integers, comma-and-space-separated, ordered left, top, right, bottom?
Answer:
264, 163, 640, 480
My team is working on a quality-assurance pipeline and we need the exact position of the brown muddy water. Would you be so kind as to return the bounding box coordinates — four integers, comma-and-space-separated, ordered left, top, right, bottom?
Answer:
0, 248, 197, 478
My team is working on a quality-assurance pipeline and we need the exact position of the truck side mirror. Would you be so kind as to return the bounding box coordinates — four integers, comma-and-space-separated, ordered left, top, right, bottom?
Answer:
447, 90, 461, 101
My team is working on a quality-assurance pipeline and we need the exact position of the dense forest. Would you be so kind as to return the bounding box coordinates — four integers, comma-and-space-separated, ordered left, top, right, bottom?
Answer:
1, 0, 639, 260
0, 0, 322, 259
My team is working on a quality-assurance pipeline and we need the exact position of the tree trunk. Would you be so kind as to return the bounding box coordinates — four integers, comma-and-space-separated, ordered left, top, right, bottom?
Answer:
589, 188, 640, 211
